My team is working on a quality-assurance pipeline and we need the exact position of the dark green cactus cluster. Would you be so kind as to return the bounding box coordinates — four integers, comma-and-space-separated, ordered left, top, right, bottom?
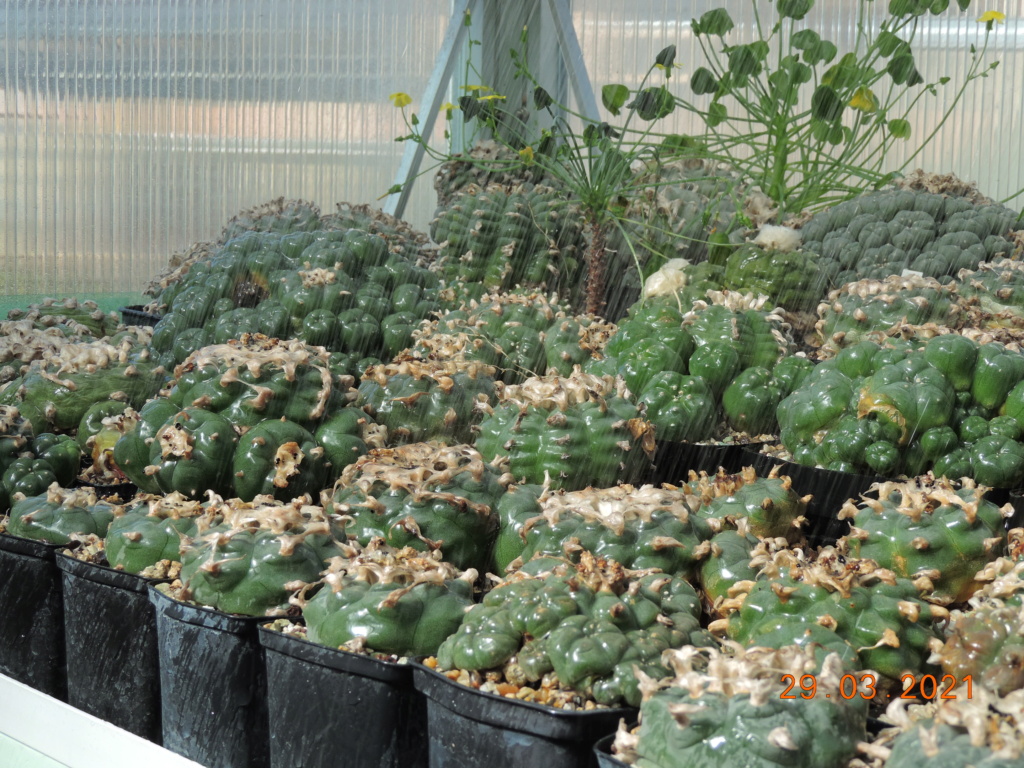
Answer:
113, 335, 378, 501
777, 336, 1024, 486
0, 334, 165, 436
178, 494, 339, 616
104, 492, 214, 575
854, 689, 1024, 768
429, 182, 585, 301
590, 292, 809, 442
147, 212, 441, 369
713, 546, 948, 681
838, 475, 1011, 605
410, 291, 614, 383
435, 552, 714, 707
0, 423, 82, 513
356, 357, 498, 445
799, 188, 1020, 287
6, 485, 119, 545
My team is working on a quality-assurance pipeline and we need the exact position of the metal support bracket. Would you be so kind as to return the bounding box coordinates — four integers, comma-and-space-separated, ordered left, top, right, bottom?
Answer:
383, 0, 597, 220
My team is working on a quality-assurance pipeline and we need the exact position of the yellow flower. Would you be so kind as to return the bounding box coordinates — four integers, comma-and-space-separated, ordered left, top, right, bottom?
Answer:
519, 146, 534, 164
440, 102, 458, 112
849, 86, 879, 113
389, 92, 412, 108
460, 84, 491, 93
977, 10, 1006, 23
478, 94, 506, 102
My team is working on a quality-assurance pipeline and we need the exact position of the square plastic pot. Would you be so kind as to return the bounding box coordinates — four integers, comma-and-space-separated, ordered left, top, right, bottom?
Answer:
148, 586, 270, 768
258, 627, 427, 768
0, 533, 66, 700
56, 554, 163, 742
592, 733, 629, 768
411, 660, 633, 768
740, 448, 883, 546
647, 440, 762, 486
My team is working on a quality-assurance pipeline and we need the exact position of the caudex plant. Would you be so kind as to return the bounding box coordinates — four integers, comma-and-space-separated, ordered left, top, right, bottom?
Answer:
388, 1, 1008, 316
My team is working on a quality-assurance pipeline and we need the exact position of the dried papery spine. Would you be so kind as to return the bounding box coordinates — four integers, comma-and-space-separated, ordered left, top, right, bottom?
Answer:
838, 474, 1011, 604
613, 643, 870, 768
852, 688, 1024, 767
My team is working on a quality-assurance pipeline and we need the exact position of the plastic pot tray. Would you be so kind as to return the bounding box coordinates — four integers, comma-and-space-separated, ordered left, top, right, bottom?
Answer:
258, 627, 427, 768
412, 660, 633, 768
148, 586, 270, 768
56, 554, 163, 742
0, 533, 67, 700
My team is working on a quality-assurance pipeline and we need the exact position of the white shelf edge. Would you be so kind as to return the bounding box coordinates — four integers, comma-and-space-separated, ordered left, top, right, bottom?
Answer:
0, 674, 204, 768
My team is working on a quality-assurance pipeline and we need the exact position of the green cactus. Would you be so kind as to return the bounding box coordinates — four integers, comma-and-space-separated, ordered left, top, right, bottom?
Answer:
496, 483, 715, 578
613, 645, 868, 768
799, 188, 1019, 288
435, 553, 713, 707
474, 371, 655, 491
6, 486, 118, 545
300, 538, 476, 656
865, 692, 1024, 768
839, 475, 1010, 604
697, 466, 808, 540
326, 442, 506, 572
220, 197, 323, 242
179, 496, 335, 615
719, 548, 947, 682
166, 334, 358, 432
0, 335, 165, 433
356, 358, 497, 444
104, 492, 215, 574
232, 418, 330, 502
429, 182, 585, 301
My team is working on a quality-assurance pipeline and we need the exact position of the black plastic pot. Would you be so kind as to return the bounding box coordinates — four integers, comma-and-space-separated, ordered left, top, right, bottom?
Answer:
648, 440, 762, 486
412, 660, 633, 768
259, 627, 427, 768
56, 554, 163, 742
741, 448, 883, 546
593, 733, 629, 768
149, 586, 270, 768
119, 304, 162, 327
0, 533, 66, 700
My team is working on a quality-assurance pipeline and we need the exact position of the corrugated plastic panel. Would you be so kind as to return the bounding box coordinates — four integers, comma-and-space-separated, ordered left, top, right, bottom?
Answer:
1, 0, 449, 296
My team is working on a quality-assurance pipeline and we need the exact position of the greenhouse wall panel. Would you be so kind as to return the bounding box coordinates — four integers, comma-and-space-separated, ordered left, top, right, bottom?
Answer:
1, 0, 1022, 297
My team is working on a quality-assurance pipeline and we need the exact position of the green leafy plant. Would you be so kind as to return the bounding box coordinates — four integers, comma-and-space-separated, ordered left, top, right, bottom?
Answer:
389, 2, 1010, 315
667, 0, 1004, 217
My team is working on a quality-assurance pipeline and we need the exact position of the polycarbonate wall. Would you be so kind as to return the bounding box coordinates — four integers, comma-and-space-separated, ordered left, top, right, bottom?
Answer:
1, 0, 450, 296
2, 1, 1023, 297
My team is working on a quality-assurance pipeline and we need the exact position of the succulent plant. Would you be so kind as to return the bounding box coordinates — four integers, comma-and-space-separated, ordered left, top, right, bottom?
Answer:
435, 552, 713, 707
839, 475, 1011, 604
430, 182, 585, 302
356, 357, 497, 445
178, 495, 337, 616
6, 485, 119, 545
496, 483, 716, 578
104, 492, 215, 574
300, 537, 477, 656
612, 644, 868, 768
717, 547, 948, 682
474, 370, 655, 491
326, 442, 507, 572
799, 187, 1020, 288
